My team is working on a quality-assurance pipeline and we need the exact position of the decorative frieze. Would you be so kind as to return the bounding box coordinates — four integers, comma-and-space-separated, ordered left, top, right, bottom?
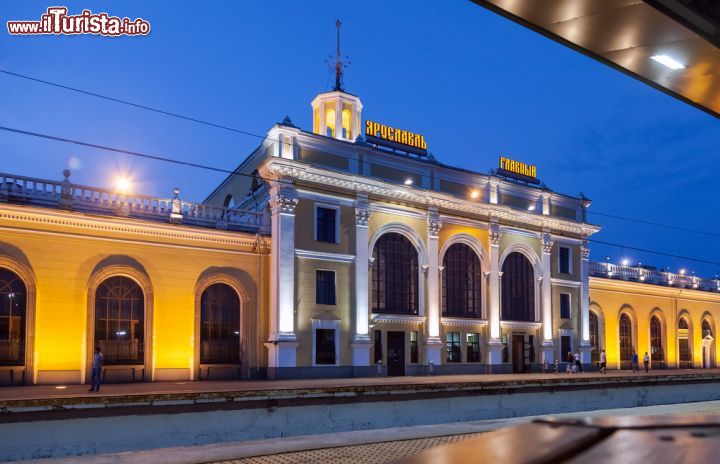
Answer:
542, 230, 553, 254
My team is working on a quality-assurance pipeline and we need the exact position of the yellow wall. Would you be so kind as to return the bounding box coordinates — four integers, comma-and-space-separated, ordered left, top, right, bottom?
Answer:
590, 277, 720, 369
0, 204, 267, 384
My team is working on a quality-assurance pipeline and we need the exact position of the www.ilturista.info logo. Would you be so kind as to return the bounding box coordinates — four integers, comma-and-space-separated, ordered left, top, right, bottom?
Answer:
7, 7, 150, 36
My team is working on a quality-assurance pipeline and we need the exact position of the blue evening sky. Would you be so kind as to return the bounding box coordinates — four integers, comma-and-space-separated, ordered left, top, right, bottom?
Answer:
1, 1, 719, 277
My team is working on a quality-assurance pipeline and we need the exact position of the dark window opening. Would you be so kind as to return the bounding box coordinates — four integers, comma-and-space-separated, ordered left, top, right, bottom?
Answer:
315, 270, 336, 305
703, 320, 713, 338
560, 293, 571, 319
410, 331, 419, 363
315, 329, 336, 365
372, 233, 418, 315
95, 276, 144, 365
442, 243, 482, 318
316, 206, 337, 243
589, 311, 600, 362
466, 333, 481, 362
200, 283, 240, 364
502, 334, 509, 363
559, 247, 570, 274
374, 330, 383, 364
650, 316, 664, 363
0, 268, 26, 366
619, 314, 633, 362
446, 332, 461, 363
561, 335, 572, 362
501, 252, 535, 322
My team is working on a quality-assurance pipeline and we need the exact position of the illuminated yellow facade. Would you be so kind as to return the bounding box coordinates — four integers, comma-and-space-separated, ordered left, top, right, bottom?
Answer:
0, 194, 268, 385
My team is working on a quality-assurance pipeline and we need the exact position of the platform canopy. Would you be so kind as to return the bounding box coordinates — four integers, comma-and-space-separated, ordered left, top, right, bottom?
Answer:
472, 0, 720, 119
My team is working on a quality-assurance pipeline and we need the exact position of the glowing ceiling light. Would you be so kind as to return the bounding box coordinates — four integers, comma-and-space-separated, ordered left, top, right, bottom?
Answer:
527, 205, 536, 211
651, 54, 685, 70
470, 190, 480, 200
55, 386, 67, 389
403, 178, 413, 186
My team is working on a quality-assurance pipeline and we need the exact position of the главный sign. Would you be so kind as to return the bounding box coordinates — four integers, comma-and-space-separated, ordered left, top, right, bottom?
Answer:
498, 156, 540, 184
365, 120, 427, 156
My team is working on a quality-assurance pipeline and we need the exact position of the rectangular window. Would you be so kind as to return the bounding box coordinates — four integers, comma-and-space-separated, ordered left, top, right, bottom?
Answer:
374, 330, 383, 364
466, 333, 481, 362
315, 206, 337, 243
410, 331, 419, 363
315, 270, 336, 305
446, 332, 461, 363
315, 329, 336, 365
560, 293, 571, 319
559, 247, 571, 274
560, 335, 572, 362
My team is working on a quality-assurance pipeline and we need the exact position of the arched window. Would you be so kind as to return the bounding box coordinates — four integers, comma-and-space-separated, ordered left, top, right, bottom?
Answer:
0, 268, 26, 366
589, 311, 600, 362
325, 107, 336, 137
341, 108, 352, 139
678, 318, 691, 366
501, 252, 535, 322
702, 319, 713, 338
223, 194, 234, 208
619, 313, 633, 362
95, 276, 144, 365
650, 316, 664, 364
442, 243, 482, 318
372, 233, 418, 315
200, 283, 240, 364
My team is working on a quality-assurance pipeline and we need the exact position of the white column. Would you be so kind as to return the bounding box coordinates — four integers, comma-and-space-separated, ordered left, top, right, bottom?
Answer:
540, 229, 555, 363
352, 194, 372, 366
425, 209, 443, 366
487, 218, 503, 365
579, 240, 592, 365
265, 181, 299, 369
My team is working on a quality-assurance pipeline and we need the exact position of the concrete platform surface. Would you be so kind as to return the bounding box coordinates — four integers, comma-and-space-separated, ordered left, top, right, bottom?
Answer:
30, 400, 720, 464
3, 368, 719, 405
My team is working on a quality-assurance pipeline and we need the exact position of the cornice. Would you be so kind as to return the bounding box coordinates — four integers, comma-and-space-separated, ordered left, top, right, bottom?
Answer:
0, 203, 268, 250
261, 158, 600, 237
589, 276, 720, 303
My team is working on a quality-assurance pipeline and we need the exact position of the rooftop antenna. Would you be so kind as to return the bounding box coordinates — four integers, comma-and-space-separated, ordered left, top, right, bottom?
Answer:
327, 19, 350, 91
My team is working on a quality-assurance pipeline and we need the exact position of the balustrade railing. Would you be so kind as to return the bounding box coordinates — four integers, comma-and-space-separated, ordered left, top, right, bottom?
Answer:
0, 171, 264, 231
590, 261, 720, 292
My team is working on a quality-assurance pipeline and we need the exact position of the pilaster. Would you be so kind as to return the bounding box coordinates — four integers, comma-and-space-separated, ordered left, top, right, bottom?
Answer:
487, 218, 503, 365
267, 181, 298, 368
580, 240, 592, 364
541, 228, 554, 363
352, 194, 372, 366
425, 208, 443, 365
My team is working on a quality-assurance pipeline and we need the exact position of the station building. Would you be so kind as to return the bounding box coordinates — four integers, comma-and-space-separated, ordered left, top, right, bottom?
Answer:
1, 84, 719, 384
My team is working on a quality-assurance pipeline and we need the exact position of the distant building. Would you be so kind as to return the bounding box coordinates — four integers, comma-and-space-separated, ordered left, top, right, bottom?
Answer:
1, 85, 718, 385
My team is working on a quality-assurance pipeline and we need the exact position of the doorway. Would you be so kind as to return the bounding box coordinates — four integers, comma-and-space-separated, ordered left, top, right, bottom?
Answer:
512, 335, 525, 373
387, 331, 405, 376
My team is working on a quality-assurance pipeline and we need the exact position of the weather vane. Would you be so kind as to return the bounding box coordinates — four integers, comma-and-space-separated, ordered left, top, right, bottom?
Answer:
327, 19, 350, 91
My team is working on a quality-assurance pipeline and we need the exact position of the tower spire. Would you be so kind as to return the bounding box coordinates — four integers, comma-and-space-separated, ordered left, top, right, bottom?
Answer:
333, 19, 349, 91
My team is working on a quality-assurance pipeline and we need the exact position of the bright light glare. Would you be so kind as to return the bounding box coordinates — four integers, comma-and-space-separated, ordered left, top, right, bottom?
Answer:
403, 178, 413, 186
116, 176, 132, 193
55, 386, 67, 389
527, 205, 535, 211
470, 190, 480, 200
651, 54, 685, 70
621, 259, 629, 266
679, 269, 686, 275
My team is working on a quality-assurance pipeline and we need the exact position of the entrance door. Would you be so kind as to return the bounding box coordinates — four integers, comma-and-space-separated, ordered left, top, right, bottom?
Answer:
512, 335, 525, 373
387, 331, 405, 376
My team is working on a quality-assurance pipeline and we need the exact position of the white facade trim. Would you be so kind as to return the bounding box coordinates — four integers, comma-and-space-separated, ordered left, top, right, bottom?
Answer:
296, 188, 355, 207
551, 278, 582, 287
441, 317, 489, 328
372, 314, 426, 325
500, 321, 542, 330
295, 249, 355, 263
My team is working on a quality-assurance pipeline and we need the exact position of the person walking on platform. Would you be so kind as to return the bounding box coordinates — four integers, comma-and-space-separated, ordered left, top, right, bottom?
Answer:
574, 352, 581, 373
566, 352, 573, 373
89, 346, 104, 392
631, 351, 639, 373
600, 350, 607, 374
643, 352, 650, 373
